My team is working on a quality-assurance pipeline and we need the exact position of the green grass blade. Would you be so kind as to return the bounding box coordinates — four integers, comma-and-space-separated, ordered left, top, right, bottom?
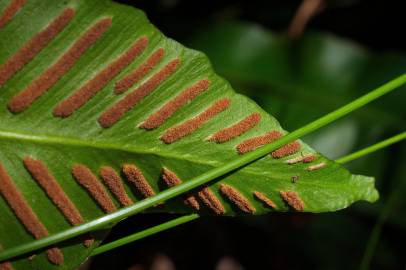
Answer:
90, 214, 199, 256
358, 191, 400, 270
337, 131, 406, 164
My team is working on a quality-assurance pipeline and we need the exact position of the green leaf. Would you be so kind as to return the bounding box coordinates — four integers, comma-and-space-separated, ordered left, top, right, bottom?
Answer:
0, 1, 377, 269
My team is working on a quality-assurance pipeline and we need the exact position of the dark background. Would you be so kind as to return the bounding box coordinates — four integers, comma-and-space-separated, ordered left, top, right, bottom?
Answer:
127, 0, 406, 51
89, 1, 406, 269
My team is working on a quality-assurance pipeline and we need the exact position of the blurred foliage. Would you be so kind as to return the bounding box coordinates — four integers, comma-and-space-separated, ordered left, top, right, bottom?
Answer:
187, 22, 405, 159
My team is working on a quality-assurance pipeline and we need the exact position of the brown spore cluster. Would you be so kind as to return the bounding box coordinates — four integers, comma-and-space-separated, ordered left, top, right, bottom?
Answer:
24, 157, 93, 247
0, 8, 75, 86
53, 36, 148, 117
0, 163, 64, 265
236, 131, 282, 154
197, 187, 226, 215
115, 48, 165, 94
99, 59, 180, 128
160, 98, 231, 144
220, 184, 256, 214
122, 164, 155, 198
140, 79, 210, 130
24, 157, 85, 225
0, 0, 26, 28
8, 17, 112, 113
302, 155, 316, 163
253, 191, 277, 209
209, 112, 261, 143
271, 141, 301, 158
286, 154, 317, 164
100, 166, 133, 207
72, 164, 117, 213
280, 191, 305, 211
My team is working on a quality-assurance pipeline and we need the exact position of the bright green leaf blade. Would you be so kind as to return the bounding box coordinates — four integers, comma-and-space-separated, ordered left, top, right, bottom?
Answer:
0, 1, 377, 269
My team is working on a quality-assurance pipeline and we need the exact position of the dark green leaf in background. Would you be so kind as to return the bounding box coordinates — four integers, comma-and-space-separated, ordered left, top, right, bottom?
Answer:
187, 22, 406, 157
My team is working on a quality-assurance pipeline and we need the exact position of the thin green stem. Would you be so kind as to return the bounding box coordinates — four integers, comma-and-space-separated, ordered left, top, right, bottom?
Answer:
0, 73, 405, 262
357, 132, 406, 270
92, 130, 406, 256
336, 131, 406, 164
91, 214, 199, 256
358, 191, 400, 270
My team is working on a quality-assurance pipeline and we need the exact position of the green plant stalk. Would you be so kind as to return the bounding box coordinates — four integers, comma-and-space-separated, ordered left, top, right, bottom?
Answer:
91, 214, 199, 256
0, 73, 405, 262
359, 190, 400, 270
91, 130, 406, 256
358, 133, 406, 270
336, 131, 406, 164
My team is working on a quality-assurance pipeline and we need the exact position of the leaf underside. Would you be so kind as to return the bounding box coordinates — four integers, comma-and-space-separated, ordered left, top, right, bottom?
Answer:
0, 0, 378, 269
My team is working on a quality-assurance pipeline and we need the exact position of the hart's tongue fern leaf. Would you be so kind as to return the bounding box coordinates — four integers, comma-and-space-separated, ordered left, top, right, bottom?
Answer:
1, 0, 402, 269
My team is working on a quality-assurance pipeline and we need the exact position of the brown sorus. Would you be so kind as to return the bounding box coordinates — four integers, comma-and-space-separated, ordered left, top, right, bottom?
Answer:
0, 8, 74, 87
122, 164, 155, 198
140, 79, 210, 130
209, 113, 261, 143
161, 168, 182, 186
8, 17, 112, 113
161, 168, 200, 210
53, 36, 148, 117
161, 98, 231, 144
253, 191, 277, 209
286, 154, 316, 165
236, 131, 282, 154
197, 187, 226, 215
0, 163, 64, 265
302, 155, 317, 163
280, 191, 305, 211
220, 184, 256, 214
0, 0, 25, 28
98, 59, 180, 128
23, 157, 85, 225
41, 248, 64, 266
271, 140, 301, 158
72, 164, 117, 213
99, 166, 133, 207
23, 157, 94, 247
115, 48, 165, 94
307, 162, 326, 171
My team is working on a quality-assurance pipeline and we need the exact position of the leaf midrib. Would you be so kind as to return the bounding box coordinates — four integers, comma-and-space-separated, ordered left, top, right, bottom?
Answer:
0, 128, 354, 189
0, 128, 309, 180
0, 128, 228, 167
1, 127, 370, 208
